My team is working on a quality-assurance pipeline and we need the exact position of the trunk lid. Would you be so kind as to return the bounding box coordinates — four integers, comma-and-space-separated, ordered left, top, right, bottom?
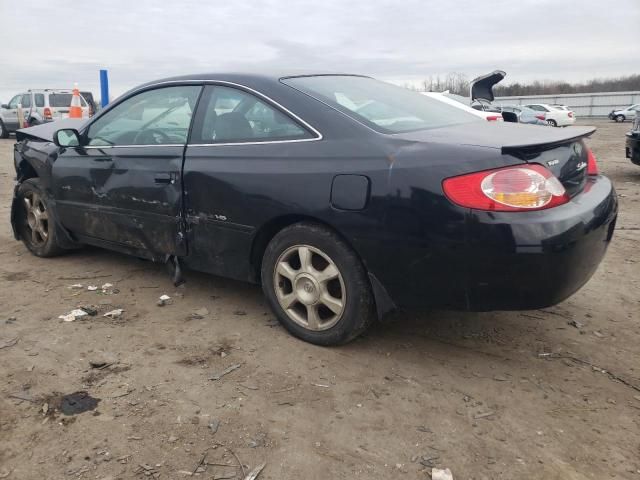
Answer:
394, 122, 596, 197
470, 70, 506, 103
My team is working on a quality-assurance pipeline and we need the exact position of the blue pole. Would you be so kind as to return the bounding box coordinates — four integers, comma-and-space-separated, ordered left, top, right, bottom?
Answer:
99, 69, 109, 107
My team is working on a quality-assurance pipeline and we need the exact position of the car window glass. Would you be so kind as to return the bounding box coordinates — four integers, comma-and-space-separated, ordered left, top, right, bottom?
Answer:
283, 75, 480, 133
21, 94, 31, 108
86, 86, 201, 146
194, 86, 312, 143
8, 95, 21, 108
34, 94, 45, 107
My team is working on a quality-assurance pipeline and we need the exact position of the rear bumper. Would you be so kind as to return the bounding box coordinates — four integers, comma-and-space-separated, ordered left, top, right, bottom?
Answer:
382, 175, 617, 311
464, 175, 617, 310
626, 132, 640, 166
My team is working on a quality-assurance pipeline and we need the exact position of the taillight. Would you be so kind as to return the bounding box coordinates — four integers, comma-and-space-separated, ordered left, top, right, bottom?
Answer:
486, 115, 499, 121
568, 112, 573, 118
43, 107, 53, 120
442, 164, 569, 212
535, 114, 546, 120
587, 148, 598, 175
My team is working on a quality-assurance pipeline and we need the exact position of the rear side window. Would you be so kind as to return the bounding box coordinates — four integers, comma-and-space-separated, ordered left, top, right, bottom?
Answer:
49, 94, 72, 107
48, 93, 87, 107
191, 85, 313, 143
21, 94, 32, 108
34, 94, 45, 107
282, 75, 479, 134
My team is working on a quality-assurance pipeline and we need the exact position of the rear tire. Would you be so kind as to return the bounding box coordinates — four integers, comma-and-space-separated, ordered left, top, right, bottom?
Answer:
0, 119, 8, 138
546, 119, 558, 127
16, 178, 65, 257
615, 114, 625, 123
261, 222, 375, 346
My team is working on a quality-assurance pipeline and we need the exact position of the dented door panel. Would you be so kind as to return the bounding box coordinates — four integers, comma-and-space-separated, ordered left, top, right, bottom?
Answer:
52, 145, 185, 256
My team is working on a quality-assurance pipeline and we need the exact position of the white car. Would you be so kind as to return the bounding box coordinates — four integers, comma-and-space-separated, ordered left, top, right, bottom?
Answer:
421, 91, 502, 121
525, 104, 576, 127
609, 104, 639, 123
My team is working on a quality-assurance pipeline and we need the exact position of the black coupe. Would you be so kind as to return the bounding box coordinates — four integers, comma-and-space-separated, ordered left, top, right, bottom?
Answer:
11, 73, 617, 345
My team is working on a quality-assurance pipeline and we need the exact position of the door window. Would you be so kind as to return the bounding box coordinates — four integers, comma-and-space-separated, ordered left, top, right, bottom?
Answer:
8, 95, 21, 109
21, 94, 32, 108
34, 94, 45, 107
86, 86, 201, 146
192, 86, 313, 143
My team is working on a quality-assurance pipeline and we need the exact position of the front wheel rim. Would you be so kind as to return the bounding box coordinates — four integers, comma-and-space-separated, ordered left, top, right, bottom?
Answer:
273, 244, 346, 331
23, 192, 49, 246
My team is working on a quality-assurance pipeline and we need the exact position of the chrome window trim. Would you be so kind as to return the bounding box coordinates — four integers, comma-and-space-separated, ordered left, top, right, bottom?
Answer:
187, 137, 319, 147
83, 144, 184, 149
97, 79, 324, 147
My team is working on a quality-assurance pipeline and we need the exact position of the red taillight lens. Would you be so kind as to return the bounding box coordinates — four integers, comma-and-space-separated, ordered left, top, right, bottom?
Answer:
535, 114, 546, 120
442, 164, 569, 211
486, 115, 499, 121
568, 112, 574, 118
43, 107, 52, 119
587, 148, 598, 175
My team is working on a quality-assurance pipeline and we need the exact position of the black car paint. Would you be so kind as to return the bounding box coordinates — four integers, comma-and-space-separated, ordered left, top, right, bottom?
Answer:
626, 121, 640, 166
11, 73, 618, 315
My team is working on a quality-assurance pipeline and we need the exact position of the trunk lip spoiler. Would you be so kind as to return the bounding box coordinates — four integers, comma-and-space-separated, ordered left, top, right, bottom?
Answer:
501, 126, 596, 154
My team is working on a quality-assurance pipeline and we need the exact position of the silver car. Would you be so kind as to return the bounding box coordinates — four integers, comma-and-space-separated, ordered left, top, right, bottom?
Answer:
0, 89, 94, 138
500, 105, 548, 125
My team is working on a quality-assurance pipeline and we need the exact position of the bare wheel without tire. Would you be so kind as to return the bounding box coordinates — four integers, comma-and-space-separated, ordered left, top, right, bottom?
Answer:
262, 223, 375, 345
17, 178, 65, 257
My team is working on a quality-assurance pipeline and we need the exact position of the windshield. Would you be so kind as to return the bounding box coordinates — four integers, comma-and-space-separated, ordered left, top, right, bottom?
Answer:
282, 75, 480, 133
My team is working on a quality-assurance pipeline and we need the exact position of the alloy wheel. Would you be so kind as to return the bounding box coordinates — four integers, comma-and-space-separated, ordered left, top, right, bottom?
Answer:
273, 244, 346, 331
23, 192, 49, 246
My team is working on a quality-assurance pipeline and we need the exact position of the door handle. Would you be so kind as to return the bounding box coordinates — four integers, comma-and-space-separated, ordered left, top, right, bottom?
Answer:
93, 157, 112, 162
154, 173, 174, 184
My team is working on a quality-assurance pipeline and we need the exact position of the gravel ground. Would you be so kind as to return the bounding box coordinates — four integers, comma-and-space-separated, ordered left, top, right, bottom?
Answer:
0, 119, 638, 480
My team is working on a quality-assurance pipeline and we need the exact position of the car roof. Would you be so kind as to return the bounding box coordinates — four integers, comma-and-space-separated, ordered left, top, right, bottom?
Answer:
128, 71, 367, 93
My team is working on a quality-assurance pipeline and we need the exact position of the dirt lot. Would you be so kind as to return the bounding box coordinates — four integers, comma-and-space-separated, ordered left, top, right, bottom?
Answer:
0, 119, 638, 480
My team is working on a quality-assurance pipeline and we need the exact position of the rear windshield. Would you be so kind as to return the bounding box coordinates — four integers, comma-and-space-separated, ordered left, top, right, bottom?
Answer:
49, 93, 87, 107
282, 75, 480, 133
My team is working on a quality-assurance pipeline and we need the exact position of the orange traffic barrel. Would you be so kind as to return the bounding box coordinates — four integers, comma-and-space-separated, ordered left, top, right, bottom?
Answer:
69, 86, 83, 118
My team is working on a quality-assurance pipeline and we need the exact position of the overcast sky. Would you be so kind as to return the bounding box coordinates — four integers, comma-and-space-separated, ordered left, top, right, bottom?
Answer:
0, 0, 638, 102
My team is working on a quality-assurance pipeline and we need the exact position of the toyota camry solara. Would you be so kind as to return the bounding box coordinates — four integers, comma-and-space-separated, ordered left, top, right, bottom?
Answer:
11, 73, 617, 345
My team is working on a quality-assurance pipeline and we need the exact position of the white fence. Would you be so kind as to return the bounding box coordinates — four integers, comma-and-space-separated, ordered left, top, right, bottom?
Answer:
494, 91, 640, 117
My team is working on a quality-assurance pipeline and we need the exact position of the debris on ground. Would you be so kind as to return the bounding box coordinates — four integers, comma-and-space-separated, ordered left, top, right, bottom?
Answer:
233, 310, 247, 316
59, 309, 89, 322
157, 294, 171, 306
243, 462, 266, 480
474, 411, 496, 419
190, 307, 210, 319
103, 309, 124, 319
43, 391, 100, 416
0, 337, 19, 349
568, 320, 584, 329
209, 364, 242, 381
88, 285, 98, 291
69, 284, 84, 289
209, 419, 220, 434
89, 353, 117, 369
80, 305, 98, 316
431, 467, 453, 480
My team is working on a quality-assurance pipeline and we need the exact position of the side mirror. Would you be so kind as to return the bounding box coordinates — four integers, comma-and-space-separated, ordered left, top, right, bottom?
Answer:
0, 104, 8, 109
502, 111, 519, 123
53, 129, 81, 147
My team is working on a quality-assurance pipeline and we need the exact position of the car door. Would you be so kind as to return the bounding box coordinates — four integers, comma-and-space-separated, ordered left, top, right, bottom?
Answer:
2, 95, 22, 130
182, 84, 321, 280
51, 84, 202, 259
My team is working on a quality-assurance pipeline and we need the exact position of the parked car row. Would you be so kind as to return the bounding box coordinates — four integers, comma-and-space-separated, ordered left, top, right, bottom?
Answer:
0, 89, 96, 138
